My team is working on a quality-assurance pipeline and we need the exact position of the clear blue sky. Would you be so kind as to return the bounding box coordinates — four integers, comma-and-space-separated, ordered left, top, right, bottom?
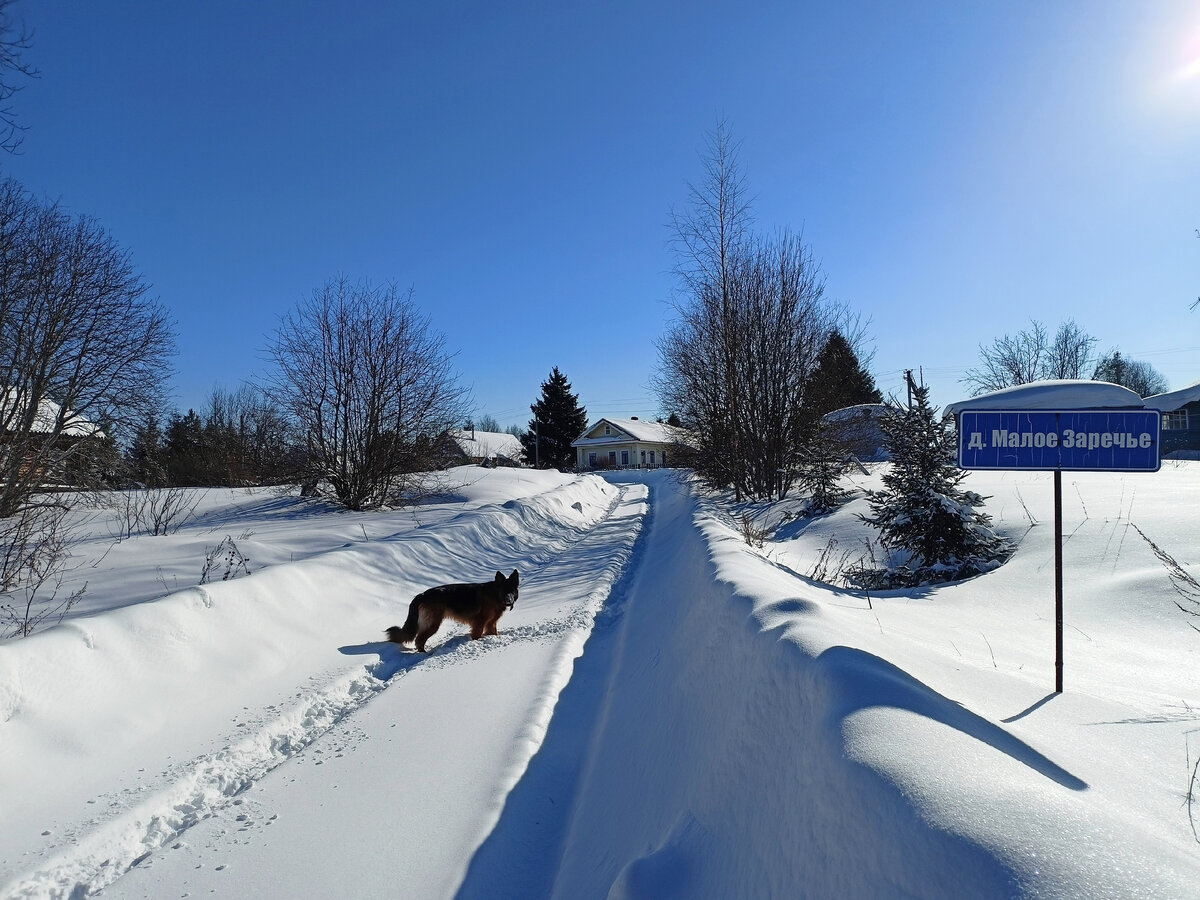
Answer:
3, 0, 1197, 428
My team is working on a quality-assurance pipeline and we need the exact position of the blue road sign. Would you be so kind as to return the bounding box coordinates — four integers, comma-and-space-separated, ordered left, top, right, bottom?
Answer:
958, 409, 1161, 472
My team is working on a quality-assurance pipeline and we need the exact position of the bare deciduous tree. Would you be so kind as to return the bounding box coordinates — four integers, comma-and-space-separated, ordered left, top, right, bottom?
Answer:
0, 0, 35, 154
267, 277, 469, 510
962, 319, 1097, 395
1092, 350, 1169, 397
665, 121, 753, 495
657, 123, 849, 501
1044, 319, 1098, 380
0, 502, 86, 638
202, 384, 296, 485
0, 178, 175, 518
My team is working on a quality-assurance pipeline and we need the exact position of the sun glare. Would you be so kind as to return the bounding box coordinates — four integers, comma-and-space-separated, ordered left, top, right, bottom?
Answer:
1170, 20, 1200, 86
1173, 52, 1200, 84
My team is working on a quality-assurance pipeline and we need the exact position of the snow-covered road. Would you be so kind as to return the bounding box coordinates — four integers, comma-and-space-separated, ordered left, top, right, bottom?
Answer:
5, 463, 1200, 898
106, 483, 648, 899
2, 472, 645, 899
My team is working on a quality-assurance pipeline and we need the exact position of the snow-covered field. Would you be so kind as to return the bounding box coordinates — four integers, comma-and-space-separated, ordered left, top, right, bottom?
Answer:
2, 462, 1199, 898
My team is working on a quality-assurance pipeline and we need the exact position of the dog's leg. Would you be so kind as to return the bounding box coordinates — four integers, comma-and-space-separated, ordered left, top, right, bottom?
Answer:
415, 605, 444, 653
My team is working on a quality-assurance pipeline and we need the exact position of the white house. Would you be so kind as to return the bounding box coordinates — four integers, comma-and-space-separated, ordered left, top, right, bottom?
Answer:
572, 417, 677, 470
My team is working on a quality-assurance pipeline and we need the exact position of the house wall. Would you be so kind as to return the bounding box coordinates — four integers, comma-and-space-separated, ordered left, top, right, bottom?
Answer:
577, 443, 670, 470
1162, 400, 1200, 456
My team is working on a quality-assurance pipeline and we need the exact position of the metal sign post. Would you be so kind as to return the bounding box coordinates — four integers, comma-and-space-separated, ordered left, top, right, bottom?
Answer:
1054, 469, 1063, 693
957, 408, 1161, 693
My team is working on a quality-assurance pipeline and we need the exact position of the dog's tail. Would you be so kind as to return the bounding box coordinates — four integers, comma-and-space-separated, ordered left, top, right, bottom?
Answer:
385, 595, 422, 645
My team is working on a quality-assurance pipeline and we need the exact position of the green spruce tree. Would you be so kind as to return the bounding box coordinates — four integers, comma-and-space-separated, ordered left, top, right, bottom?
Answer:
854, 385, 1009, 588
127, 410, 167, 486
805, 331, 882, 420
164, 410, 208, 485
795, 421, 852, 514
521, 367, 588, 471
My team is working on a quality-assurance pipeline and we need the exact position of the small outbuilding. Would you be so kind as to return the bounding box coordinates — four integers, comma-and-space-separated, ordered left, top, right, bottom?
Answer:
820, 403, 897, 462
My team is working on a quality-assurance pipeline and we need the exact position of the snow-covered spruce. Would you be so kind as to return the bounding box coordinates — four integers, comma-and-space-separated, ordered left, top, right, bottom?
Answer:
851, 384, 1010, 588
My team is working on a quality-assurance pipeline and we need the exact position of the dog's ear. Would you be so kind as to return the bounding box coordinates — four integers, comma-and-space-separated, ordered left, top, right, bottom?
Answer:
510, 569, 519, 585
495, 571, 504, 582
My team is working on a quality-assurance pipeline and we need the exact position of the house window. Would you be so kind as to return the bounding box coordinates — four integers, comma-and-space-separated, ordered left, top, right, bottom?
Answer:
1163, 410, 1189, 431
640, 450, 646, 465
649, 450, 656, 465
608, 451, 617, 466
604, 425, 611, 436
588, 452, 597, 468
621, 450, 629, 466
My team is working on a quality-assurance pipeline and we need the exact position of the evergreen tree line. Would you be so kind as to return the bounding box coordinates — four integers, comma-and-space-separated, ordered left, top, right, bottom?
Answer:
127, 386, 300, 488
124, 386, 302, 487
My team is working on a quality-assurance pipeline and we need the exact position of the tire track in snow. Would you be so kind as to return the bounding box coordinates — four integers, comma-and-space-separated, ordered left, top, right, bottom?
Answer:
3, 483, 644, 900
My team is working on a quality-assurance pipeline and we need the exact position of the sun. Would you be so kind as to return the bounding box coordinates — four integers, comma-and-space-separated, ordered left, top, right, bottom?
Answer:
1171, 20, 1200, 85
1174, 50, 1200, 84
1179, 57, 1200, 82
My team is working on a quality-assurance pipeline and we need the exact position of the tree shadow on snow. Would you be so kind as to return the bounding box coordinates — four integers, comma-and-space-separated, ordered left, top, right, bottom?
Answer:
188, 494, 346, 529
819, 646, 1088, 791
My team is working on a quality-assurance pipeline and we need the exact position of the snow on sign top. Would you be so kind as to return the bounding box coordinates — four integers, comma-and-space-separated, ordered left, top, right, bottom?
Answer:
942, 380, 1145, 417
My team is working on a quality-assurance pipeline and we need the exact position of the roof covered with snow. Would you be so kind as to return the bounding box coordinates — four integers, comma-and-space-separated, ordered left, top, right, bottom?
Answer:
572, 417, 679, 447
451, 429, 523, 461
821, 403, 898, 424
943, 380, 1145, 417
1, 390, 102, 437
1142, 379, 1200, 412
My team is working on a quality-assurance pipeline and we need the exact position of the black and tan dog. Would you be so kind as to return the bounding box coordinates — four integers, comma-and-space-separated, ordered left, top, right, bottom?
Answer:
386, 570, 519, 652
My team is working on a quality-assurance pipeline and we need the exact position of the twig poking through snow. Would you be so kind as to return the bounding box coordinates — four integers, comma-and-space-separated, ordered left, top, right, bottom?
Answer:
1133, 524, 1200, 631
981, 632, 997, 668
1014, 486, 1038, 527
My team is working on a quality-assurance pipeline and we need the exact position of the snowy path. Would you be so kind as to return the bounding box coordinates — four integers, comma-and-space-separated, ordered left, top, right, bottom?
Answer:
2, 478, 647, 900
7, 464, 1200, 897
469, 472, 1005, 899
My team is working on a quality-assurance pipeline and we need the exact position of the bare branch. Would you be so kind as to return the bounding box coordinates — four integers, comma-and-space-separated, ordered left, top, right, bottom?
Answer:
266, 278, 470, 509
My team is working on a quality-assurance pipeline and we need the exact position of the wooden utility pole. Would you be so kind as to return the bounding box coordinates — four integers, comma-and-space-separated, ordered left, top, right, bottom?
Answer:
904, 369, 919, 409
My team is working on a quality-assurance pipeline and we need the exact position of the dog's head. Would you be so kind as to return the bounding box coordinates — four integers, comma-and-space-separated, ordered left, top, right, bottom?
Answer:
495, 569, 519, 609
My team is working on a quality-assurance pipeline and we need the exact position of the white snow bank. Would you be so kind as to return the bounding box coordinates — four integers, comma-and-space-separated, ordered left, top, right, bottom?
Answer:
0, 468, 623, 898
463, 466, 1200, 898
944, 380, 1145, 415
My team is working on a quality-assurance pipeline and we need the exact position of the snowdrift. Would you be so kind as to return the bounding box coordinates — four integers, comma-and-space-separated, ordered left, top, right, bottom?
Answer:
4, 463, 1200, 898
463, 466, 1200, 898
0, 470, 625, 898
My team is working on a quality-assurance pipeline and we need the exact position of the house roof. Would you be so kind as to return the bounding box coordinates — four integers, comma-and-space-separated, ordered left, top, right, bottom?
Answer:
572, 417, 678, 448
1, 390, 102, 437
1143, 380, 1200, 413
821, 403, 898, 424
451, 429, 523, 461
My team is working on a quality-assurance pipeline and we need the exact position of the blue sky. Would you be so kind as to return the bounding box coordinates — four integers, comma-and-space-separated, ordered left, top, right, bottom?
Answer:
2, 0, 1197, 428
